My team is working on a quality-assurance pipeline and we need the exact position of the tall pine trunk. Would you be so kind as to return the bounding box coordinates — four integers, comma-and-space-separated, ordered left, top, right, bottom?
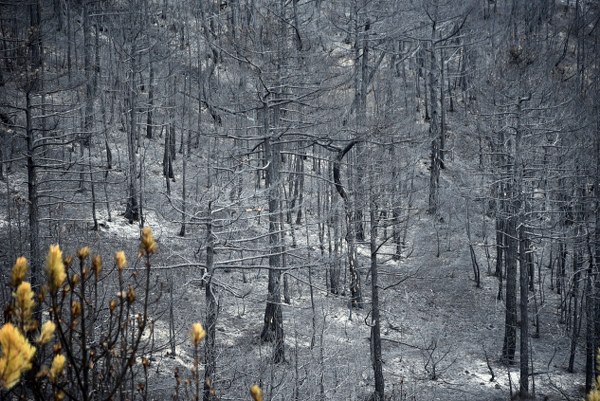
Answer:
370, 196, 384, 400
260, 126, 285, 363
204, 202, 217, 400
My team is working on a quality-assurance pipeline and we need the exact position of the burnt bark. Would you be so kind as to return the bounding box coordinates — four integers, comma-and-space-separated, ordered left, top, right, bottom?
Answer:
370, 203, 384, 400
333, 140, 363, 308
260, 133, 285, 363
204, 202, 217, 401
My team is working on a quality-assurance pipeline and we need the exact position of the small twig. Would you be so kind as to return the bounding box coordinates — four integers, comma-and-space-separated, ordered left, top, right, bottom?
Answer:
483, 348, 495, 382
380, 337, 423, 350
507, 365, 513, 398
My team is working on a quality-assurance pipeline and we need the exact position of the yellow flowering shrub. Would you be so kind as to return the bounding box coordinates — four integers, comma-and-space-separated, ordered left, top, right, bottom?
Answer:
0, 227, 254, 401
140, 226, 158, 255
250, 384, 263, 401
191, 322, 206, 346
13, 282, 35, 332
46, 244, 66, 291
0, 323, 36, 390
36, 321, 56, 345
115, 250, 127, 270
92, 255, 102, 277
78, 246, 90, 260
10, 257, 27, 288
48, 354, 66, 383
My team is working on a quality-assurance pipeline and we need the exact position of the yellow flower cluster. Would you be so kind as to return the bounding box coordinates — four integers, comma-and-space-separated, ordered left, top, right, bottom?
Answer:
71, 301, 81, 318
11, 257, 27, 288
115, 251, 127, 271
249, 384, 263, 401
37, 321, 56, 345
48, 354, 66, 383
140, 227, 158, 255
46, 244, 66, 291
78, 246, 90, 260
92, 255, 102, 277
191, 323, 206, 346
14, 282, 35, 332
0, 323, 36, 390
127, 286, 136, 304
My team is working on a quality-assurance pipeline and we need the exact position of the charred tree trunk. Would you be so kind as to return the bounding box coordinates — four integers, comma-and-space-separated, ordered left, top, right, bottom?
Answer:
26, 91, 41, 294
204, 202, 217, 401
370, 200, 384, 400
26, 1, 42, 305
502, 212, 518, 364
124, 22, 139, 223
333, 141, 363, 308
146, 58, 154, 139
519, 222, 529, 397
260, 130, 285, 363
585, 234, 595, 393
428, 37, 441, 215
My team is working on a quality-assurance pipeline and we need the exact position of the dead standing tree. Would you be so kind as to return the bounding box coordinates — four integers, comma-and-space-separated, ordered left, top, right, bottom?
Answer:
259, 134, 285, 363
332, 140, 363, 308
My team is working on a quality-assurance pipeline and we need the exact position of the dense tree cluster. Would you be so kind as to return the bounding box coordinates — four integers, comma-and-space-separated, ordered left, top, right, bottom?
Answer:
1, 0, 599, 400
